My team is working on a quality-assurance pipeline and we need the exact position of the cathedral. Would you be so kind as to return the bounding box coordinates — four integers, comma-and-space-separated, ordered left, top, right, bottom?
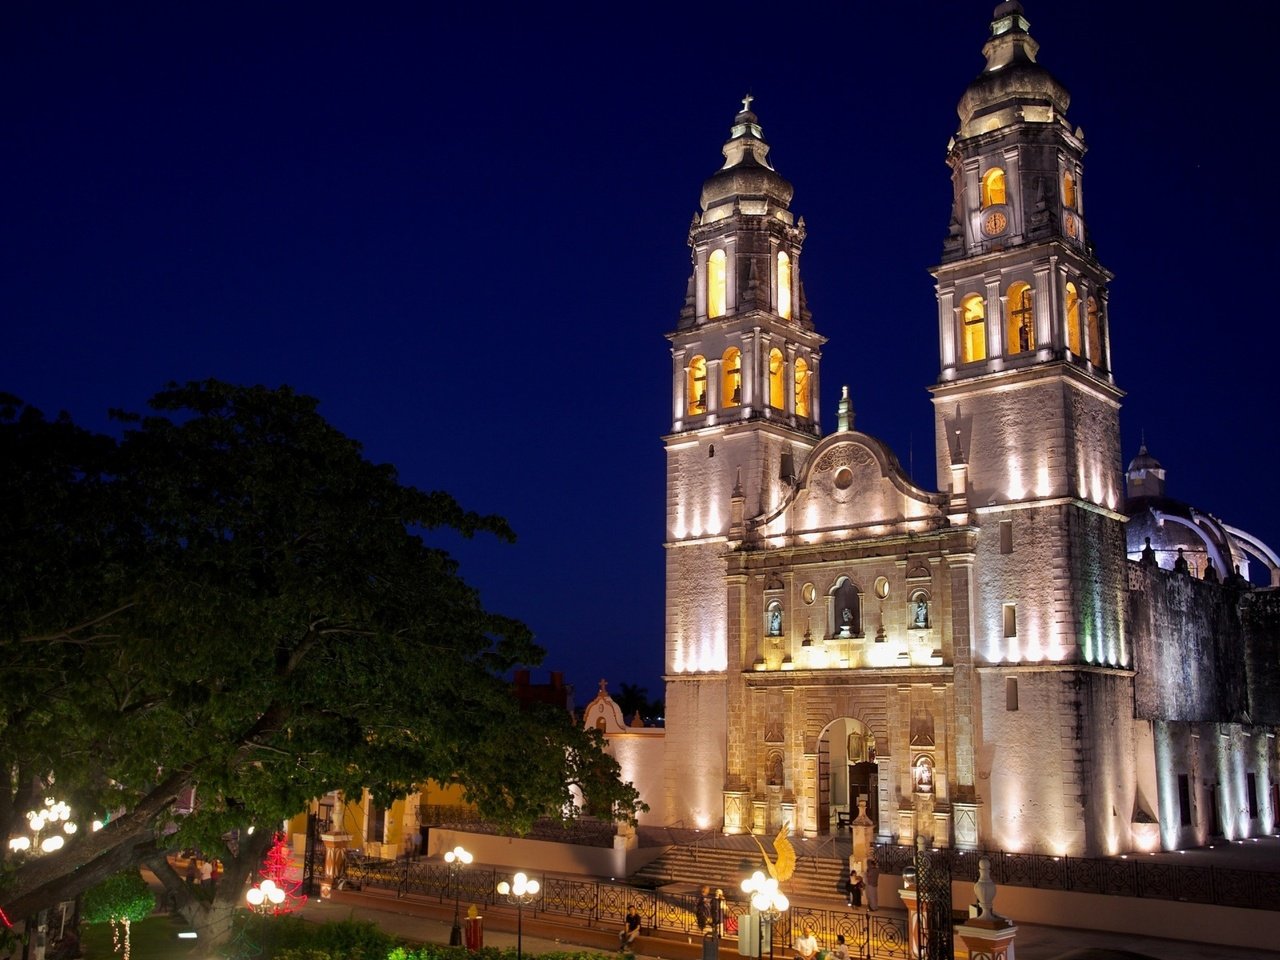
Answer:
658, 2, 1280, 858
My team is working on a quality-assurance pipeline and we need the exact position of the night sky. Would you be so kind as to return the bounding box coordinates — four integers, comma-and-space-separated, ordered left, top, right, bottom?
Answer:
4, 3, 1277, 707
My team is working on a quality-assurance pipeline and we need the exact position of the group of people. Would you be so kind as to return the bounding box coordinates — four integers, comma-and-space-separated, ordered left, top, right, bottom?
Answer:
844, 857, 879, 910
183, 855, 221, 893
619, 884, 729, 954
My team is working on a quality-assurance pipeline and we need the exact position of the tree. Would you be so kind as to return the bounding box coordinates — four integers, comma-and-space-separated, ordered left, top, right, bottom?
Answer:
82, 870, 155, 960
0, 381, 642, 943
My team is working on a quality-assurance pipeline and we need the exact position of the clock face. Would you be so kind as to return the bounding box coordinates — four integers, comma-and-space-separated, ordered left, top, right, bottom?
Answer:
983, 210, 1008, 236
1065, 213, 1079, 238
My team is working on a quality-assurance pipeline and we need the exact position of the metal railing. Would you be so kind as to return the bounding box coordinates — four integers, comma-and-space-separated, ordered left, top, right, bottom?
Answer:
873, 842, 1280, 911
338, 856, 909, 960
419, 811, 617, 848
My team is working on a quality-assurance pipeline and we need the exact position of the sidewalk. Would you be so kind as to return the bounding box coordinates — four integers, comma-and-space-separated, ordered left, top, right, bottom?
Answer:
301, 888, 1280, 960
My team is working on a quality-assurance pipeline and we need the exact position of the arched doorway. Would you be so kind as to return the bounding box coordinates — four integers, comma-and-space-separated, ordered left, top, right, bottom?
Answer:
816, 718, 877, 835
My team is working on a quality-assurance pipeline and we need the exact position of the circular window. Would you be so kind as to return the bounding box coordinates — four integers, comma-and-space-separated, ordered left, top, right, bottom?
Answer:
874, 576, 890, 600
802, 583, 816, 605
834, 468, 854, 490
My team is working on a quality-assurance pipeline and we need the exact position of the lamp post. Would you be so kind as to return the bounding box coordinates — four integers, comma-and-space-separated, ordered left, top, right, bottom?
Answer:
444, 845, 473, 946
741, 871, 788, 960
495, 871, 540, 960
245, 879, 286, 914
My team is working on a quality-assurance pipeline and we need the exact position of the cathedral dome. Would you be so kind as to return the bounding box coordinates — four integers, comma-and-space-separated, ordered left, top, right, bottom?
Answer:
956, 2, 1070, 139
700, 100, 795, 215
1126, 443, 1163, 476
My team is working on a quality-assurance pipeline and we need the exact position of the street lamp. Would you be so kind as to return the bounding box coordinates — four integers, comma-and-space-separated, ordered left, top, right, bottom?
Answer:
495, 871, 540, 960
741, 871, 789, 960
245, 879, 286, 914
444, 845, 473, 946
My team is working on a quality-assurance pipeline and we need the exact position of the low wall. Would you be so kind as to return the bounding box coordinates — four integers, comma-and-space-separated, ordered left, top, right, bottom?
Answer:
924, 879, 1274, 953
425, 828, 665, 880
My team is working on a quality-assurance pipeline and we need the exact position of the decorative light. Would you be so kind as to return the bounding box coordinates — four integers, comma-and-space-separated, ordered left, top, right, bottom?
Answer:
444, 846, 474, 946
40, 836, 64, 853
496, 871, 541, 960
741, 870, 789, 960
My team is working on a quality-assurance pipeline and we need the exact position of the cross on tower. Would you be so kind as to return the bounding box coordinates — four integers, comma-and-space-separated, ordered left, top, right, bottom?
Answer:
741, 93, 754, 113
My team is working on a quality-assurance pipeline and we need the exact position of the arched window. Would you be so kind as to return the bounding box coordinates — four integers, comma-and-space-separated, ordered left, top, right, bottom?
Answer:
765, 600, 784, 638
1065, 282, 1082, 356
794, 357, 811, 418
686, 355, 707, 415
708, 250, 727, 319
1006, 282, 1035, 354
722, 347, 742, 407
777, 251, 793, 320
1062, 171, 1076, 209
981, 168, 1007, 208
1087, 298, 1103, 367
830, 577, 861, 638
960, 294, 987, 363
768, 348, 785, 409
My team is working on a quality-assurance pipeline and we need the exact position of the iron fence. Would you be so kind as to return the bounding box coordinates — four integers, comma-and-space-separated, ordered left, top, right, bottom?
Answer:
419, 812, 617, 849
338, 856, 908, 959
873, 842, 1280, 911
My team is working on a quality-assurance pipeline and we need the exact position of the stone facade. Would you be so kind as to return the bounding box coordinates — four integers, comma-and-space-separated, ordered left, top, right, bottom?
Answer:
660, 3, 1279, 857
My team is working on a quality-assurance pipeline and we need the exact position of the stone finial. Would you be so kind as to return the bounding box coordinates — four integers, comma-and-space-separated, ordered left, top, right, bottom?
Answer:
1173, 548, 1189, 575
1203, 556, 1219, 583
1140, 536, 1157, 567
974, 856, 997, 918
837, 386, 854, 432
598, 678, 609, 694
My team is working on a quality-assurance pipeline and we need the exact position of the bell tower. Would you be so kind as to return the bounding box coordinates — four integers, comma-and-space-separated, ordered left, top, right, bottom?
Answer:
663, 99, 824, 828
929, 2, 1139, 856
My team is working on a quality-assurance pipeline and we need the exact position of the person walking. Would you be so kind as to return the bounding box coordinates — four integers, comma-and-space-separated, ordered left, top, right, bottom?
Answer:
864, 858, 880, 911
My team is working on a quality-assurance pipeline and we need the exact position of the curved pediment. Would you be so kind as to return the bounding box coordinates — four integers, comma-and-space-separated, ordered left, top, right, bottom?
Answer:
754, 432, 946, 539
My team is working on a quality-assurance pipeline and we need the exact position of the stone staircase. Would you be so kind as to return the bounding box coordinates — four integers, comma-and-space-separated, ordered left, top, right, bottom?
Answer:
629, 837, 849, 905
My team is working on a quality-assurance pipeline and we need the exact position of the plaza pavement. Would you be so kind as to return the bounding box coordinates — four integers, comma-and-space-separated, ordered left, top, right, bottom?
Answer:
304, 884, 1280, 960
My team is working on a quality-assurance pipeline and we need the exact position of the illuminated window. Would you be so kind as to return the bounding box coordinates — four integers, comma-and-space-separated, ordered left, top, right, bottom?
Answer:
1065, 282, 1082, 356
765, 600, 783, 637
1062, 171, 1076, 208
768, 348, 785, 409
1006, 282, 1034, 354
708, 250, 727, 319
1002, 603, 1017, 638
794, 357, 811, 418
960, 294, 987, 363
687, 355, 707, 415
721, 347, 742, 407
1086, 298, 1103, 366
981, 167, 1007, 208
777, 251, 792, 319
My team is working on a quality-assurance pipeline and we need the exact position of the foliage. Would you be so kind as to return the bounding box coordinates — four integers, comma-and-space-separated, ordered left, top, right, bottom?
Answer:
82, 871, 155, 925
613, 683, 663, 726
0, 381, 643, 923
264, 915, 399, 959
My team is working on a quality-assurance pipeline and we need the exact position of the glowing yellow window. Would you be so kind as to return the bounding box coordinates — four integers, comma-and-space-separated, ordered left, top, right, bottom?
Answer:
794, 357, 810, 418
960, 294, 987, 363
1006, 282, 1034, 354
768, 348, 785, 409
686, 356, 707, 415
981, 168, 1007, 208
1065, 283, 1082, 356
708, 250, 726, 319
777, 251, 792, 320
1063, 172, 1076, 209
722, 347, 742, 407
1087, 298, 1103, 366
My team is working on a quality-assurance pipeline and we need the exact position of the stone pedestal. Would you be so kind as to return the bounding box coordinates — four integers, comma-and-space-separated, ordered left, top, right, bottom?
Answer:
851, 797, 875, 867
953, 920, 1017, 960
898, 887, 923, 958
319, 832, 352, 898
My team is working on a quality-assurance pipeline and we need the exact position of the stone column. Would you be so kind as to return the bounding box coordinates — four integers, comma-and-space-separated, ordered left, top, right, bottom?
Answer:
319, 832, 352, 899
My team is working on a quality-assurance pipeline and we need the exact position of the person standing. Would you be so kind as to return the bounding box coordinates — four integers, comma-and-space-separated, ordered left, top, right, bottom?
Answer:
847, 868, 864, 908
199, 858, 213, 892
865, 858, 880, 911
695, 886, 712, 935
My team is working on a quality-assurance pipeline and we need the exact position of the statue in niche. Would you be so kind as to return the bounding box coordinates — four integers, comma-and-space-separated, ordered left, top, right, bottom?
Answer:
839, 606, 853, 637
912, 597, 929, 629
914, 757, 934, 794
767, 606, 783, 637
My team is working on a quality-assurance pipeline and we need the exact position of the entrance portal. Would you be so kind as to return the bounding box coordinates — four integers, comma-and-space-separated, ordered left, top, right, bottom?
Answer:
817, 718, 877, 835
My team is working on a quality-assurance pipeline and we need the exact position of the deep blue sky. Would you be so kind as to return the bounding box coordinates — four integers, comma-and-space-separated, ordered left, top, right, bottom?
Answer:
4, 2, 1276, 706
